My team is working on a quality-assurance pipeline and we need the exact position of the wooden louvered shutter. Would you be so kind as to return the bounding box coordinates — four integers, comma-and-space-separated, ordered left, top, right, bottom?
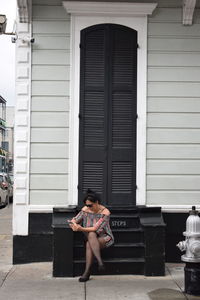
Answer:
79, 24, 137, 206
108, 25, 137, 206
78, 26, 107, 203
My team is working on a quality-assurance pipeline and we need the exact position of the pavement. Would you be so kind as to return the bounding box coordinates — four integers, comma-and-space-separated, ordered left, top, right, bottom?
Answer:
1, 205, 200, 300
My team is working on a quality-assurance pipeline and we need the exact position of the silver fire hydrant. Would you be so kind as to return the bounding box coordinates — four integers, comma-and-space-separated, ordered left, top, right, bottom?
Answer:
177, 206, 200, 295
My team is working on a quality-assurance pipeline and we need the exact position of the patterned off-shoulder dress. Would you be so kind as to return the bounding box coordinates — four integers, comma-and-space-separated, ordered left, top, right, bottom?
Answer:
73, 210, 114, 248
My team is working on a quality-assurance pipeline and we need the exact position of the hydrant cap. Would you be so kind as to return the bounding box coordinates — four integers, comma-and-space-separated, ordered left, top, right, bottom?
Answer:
184, 206, 200, 236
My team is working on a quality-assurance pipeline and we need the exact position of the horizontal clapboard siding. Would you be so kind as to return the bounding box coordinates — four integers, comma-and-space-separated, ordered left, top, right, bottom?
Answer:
148, 176, 200, 190
147, 191, 200, 206
148, 98, 200, 112
148, 113, 200, 128
31, 96, 69, 112
31, 128, 69, 143
148, 145, 200, 159
147, 129, 200, 144
32, 21, 70, 35
32, 50, 70, 65
30, 190, 69, 205
148, 67, 200, 82
30, 175, 68, 189
147, 161, 200, 175
147, 0, 200, 206
148, 53, 200, 67
31, 143, 69, 158
33, 36, 70, 50
31, 0, 69, 205
31, 159, 69, 174
31, 112, 69, 127
32, 66, 70, 80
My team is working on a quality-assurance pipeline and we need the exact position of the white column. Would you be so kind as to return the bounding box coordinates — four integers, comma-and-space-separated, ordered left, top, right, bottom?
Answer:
13, 17, 32, 235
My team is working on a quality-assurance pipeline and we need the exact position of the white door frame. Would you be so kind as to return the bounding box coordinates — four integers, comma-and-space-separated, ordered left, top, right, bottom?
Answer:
63, 1, 157, 206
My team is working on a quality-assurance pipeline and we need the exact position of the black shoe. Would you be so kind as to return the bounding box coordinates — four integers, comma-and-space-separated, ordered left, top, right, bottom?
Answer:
79, 275, 90, 282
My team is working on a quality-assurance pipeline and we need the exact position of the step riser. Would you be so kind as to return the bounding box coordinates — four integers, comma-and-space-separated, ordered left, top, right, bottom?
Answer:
74, 262, 145, 276
113, 232, 143, 244
74, 231, 144, 244
74, 246, 144, 259
110, 215, 140, 229
110, 218, 140, 229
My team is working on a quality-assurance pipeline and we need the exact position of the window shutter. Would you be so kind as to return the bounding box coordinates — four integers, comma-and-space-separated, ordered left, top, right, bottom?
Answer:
79, 26, 107, 203
79, 24, 137, 206
108, 25, 137, 206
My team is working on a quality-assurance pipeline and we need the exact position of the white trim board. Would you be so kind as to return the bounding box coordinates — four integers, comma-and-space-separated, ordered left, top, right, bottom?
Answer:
13, 1, 32, 236
63, 1, 157, 207
28, 205, 200, 214
148, 205, 200, 213
63, 1, 157, 16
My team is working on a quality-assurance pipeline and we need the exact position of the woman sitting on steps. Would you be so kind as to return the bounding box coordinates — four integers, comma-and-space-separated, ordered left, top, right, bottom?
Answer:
68, 189, 114, 282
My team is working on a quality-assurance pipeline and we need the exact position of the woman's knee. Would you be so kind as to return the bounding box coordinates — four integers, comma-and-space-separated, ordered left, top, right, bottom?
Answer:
88, 232, 97, 240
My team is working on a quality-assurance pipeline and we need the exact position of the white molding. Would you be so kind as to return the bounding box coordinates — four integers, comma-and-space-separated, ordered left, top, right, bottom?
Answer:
28, 204, 200, 214
148, 205, 200, 213
28, 205, 69, 213
13, 0, 32, 236
17, 0, 30, 23
63, 2, 157, 207
63, 1, 157, 16
183, 0, 196, 25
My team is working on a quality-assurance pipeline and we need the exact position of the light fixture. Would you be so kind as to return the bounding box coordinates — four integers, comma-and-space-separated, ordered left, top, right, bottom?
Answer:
0, 14, 34, 44
0, 15, 7, 34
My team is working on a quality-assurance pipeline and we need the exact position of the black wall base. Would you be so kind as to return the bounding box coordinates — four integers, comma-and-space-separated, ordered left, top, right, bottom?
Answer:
13, 211, 188, 265
13, 234, 52, 264
13, 213, 53, 264
163, 213, 188, 262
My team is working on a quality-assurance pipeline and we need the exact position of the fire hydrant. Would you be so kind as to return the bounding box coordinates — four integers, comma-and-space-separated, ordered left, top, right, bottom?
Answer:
177, 206, 200, 295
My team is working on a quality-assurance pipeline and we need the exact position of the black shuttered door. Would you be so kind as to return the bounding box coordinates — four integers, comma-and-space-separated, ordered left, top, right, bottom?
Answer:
78, 24, 137, 207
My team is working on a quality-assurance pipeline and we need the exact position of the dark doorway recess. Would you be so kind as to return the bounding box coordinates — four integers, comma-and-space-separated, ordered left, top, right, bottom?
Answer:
78, 24, 137, 207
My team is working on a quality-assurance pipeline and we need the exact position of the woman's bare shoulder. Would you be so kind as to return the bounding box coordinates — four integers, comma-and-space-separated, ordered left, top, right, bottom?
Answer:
101, 206, 110, 216
82, 206, 89, 212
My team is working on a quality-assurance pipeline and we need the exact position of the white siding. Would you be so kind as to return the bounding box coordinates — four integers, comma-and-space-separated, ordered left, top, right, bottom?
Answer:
31, 0, 70, 205
31, 0, 200, 208
147, 0, 200, 206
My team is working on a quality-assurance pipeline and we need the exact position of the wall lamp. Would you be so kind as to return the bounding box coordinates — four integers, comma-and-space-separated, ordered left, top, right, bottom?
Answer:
0, 14, 34, 44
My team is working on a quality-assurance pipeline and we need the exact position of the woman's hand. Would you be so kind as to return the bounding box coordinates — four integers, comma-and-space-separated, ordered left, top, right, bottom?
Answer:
68, 220, 82, 231
70, 222, 82, 232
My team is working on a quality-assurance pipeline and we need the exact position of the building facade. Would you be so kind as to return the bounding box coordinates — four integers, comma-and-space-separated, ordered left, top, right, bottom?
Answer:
0, 95, 7, 172
5, 106, 14, 174
13, 0, 200, 265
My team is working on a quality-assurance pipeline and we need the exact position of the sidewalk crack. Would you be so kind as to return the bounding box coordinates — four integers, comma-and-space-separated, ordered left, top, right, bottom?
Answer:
166, 266, 189, 300
0, 266, 16, 288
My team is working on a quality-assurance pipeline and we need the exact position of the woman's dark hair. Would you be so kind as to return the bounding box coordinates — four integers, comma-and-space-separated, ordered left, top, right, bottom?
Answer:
83, 189, 101, 204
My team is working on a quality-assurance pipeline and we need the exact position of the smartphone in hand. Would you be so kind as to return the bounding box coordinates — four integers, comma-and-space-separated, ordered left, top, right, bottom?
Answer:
67, 219, 73, 225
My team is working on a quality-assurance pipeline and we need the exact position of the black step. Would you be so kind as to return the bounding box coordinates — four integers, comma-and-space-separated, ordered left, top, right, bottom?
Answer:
74, 258, 145, 276
110, 214, 140, 229
74, 228, 144, 245
112, 228, 144, 243
108, 206, 142, 214
74, 242, 145, 259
